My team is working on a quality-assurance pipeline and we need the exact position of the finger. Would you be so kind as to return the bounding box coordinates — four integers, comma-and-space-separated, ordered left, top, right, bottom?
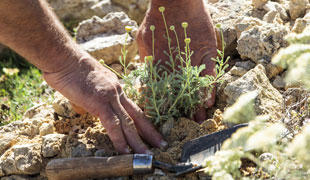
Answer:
194, 107, 207, 124
119, 94, 167, 148
110, 96, 151, 154
99, 105, 130, 154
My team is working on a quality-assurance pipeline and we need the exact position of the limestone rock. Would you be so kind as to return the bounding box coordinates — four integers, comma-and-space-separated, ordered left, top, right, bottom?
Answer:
0, 134, 16, 156
263, 1, 289, 20
76, 12, 138, 65
235, 17, 263, 39
230, 66, 248, 77
252, 0, 269, 9
289, 0, 309, 20
52, 91, 77, 117
207, 0, 253, 56
257, 59, 284, 79
39, 123, 54, 136
292, 18, 310, 34
263, 11, 283, 24
111, 0, 149, 24
42, 134, 67, 158
1, 144, 43, 175
224, 64, 283, 121
237, 22, 289, 63
47, 0, 148, 24
235, 60, 256, 71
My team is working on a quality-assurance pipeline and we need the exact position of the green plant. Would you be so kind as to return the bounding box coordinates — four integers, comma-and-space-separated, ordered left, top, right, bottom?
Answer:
0, 50, 53, 125
112, 7, 229, 125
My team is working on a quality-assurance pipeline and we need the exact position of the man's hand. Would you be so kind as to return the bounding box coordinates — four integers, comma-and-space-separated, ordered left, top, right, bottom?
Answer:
0, 0, 166, 154
44, 56, 166, 154
137, 0, 218, 123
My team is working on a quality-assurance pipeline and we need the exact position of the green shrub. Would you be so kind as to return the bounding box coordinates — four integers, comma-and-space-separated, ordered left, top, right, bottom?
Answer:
102, 7, 229, 125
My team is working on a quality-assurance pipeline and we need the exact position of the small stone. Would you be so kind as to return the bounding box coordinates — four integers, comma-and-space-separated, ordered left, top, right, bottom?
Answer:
71, 144, 93, 157
273, 76, 285, 89
94, 149, 107, 157
230, 66, 248, 77
252, 0, 269, 9
0, 134, 16, 156
237, 21, 289, 63
292, 18, 309, 34
52, 91, 76, 117
263, 1, 289, 20
42, 134, 67, 158
235, 61, 256, 71
1, 144, 43, 175
76, 12, 138, 65
23, 103, 45, 119
39, 123, 54, 136
263, 11, 283, 24
201, 119, 218, 130
289, 0, 309, 20
224, 64, 283, 121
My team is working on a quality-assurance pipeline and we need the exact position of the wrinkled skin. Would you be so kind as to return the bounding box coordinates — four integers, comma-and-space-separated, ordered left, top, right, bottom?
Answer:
0, 0, 166, 154
137, 0, 219, 123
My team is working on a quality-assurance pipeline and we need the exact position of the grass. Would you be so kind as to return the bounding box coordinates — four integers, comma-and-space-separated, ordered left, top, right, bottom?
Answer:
0, 50, 53, 126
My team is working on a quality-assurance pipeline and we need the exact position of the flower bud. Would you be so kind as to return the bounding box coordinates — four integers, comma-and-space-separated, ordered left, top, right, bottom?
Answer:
125, 26, 133, 33
184, 38, 191, 44
170, 25, 175, 31
182, 22, 188, 28
159, 6, 165, 12
145, 56, 153, 61
150, 25, 155, 31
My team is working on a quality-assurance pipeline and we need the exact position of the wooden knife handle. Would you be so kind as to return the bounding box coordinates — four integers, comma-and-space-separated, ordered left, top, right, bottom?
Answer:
46, 155, 134, 180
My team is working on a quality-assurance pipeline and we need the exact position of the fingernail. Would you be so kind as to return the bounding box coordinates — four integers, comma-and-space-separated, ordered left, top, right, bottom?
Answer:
124, 148, 131, 154
160, 140, 168, 148
145, 150, 153, 155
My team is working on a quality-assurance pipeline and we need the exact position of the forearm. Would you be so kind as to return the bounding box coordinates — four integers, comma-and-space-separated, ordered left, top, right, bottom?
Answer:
0, 0, 87, 73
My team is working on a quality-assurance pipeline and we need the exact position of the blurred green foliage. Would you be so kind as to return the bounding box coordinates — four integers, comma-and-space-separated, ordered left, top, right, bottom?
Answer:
0, 50, 51, 125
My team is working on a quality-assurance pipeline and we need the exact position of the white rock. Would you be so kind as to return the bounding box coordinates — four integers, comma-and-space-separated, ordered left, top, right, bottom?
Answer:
0, 134, 15, 156
263, 1, 289, 20
292, 18, 310, 34
252, 0, 269, 9
42, 134, 67, 158
39, 123, 54, 136
76, 12, 138, 65
224, 64, 283, 121
52, 91, 76, 117
48, 0, 149, 24
263, 11, 283, 24
289, 0, 309, 20
237, 22, 289, 63
230, 66, 248, 77
1, 144, 43, 175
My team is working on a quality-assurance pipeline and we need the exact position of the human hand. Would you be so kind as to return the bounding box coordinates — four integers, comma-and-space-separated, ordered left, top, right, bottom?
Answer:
43, 56, 167, 154
136, 0, 219, 123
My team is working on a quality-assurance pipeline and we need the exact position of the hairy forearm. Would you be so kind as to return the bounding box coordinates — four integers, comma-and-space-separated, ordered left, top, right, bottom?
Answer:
0, 0, 86, 73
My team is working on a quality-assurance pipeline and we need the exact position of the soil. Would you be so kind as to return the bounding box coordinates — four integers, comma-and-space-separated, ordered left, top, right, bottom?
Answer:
53, 108, 226, 179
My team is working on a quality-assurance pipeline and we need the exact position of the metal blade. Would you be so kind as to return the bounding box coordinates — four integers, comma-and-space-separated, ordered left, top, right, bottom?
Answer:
180, 123, 248, 166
